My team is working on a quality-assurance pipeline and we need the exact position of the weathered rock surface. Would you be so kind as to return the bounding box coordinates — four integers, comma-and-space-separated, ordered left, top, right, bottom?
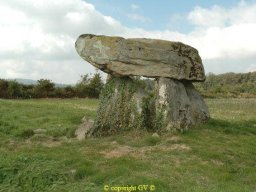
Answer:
75, 34, 205, 81
155, 78, 210, 131
75, 117, 94, 140
87, 77, 209, 136
88, 77, 150, 136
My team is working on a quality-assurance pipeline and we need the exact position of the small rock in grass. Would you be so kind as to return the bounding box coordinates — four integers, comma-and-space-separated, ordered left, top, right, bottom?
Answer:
152, 133, 160, 138
34, 128, 47, 134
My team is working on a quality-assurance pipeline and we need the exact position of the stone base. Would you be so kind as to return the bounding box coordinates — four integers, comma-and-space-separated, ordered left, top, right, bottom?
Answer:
87, 77, 149, 136
155, 78, 210, 132
88, 77, 210, 136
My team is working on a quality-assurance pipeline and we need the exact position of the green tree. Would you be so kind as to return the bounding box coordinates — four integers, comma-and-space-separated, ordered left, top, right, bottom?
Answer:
75, 72, 104, 98
87, 72, 104, 98
7, 81, 22, 98
78, 74, 90, 85
34, 79, 55, 98
0, 79, 8, 98
22, 84, 35, 98
63, 86, 76, 98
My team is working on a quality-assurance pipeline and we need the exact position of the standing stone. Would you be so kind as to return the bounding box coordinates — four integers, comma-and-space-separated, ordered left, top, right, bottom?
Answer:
87, 76, 210, 136
87, 77, 150, 136
155, 78, 209, 131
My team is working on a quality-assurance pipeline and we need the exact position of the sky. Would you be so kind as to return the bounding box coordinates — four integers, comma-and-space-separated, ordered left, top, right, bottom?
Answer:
0, 0, 256, 84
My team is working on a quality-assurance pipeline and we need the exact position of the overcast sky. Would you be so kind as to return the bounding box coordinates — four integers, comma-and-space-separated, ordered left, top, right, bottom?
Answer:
1, 0, 256, 83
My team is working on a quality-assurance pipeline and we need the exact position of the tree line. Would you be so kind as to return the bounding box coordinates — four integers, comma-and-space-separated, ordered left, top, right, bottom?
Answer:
0, 72, 104, 99
1, 71, 256, 99
194, 72, 256, 98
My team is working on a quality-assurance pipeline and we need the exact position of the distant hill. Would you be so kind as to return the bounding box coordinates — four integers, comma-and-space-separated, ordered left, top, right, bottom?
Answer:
8, 78, 71, 88
194, 71, 256, 98
11, 78, 37, 85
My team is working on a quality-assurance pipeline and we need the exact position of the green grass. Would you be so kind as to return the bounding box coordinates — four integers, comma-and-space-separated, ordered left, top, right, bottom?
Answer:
0, 99, 97, 139
0, 98, 256, 191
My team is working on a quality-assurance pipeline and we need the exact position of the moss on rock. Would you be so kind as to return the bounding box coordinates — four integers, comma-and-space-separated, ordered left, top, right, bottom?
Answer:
88, 77, 153, 136
88, 77, 210, 137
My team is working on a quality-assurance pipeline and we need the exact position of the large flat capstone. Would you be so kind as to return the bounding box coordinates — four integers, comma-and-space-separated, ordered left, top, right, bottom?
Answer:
75, 34, 205, 81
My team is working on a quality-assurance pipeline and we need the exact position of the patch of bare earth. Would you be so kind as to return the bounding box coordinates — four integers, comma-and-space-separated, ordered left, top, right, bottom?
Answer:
100, 146, 134, 158
159, 144, 190, 151
25, 136, 62, 147
100, 143, 191, 159
165, 136, 181, 142
73, 105, 97, 111
212, 159, 224, 166
41, 140, 62, 147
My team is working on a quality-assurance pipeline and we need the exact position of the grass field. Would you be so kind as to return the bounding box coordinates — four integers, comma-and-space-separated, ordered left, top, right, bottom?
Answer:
0, 98, 256, 191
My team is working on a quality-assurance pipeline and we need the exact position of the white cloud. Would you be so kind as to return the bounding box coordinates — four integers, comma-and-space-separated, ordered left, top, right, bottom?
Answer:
0, 0, 255, 84
128, 3, 150, 23
186, 23, 256, 59
127, 13, 150, 23
246, 64, 256, 72
0, 0, 125, 83
184, 1, 256, 71
188, 5, 228, 27
188, 1, 256, 27
131, 4, 139, 10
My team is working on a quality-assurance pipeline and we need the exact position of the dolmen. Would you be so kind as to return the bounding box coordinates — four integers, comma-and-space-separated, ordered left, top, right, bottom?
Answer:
75, 34, 210, 136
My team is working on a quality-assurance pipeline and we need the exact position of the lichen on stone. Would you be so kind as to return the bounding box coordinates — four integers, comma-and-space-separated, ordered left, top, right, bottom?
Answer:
88, 77, 149, 136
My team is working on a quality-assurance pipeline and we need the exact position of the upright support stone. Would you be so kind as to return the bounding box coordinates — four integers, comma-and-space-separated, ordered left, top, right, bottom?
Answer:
87, 77, 149, 136
155, 78, 210, 131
